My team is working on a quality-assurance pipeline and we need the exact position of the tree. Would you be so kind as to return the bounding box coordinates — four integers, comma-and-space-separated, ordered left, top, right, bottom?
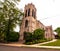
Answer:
0, 0, 23, 42
24, 29, 45, 44
55, 27, 60, 38
33, 28, 45, 40
7, 31, 19, 42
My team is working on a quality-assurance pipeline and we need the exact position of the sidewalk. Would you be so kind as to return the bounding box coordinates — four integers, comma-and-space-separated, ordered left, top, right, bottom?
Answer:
0, 39, 60, 49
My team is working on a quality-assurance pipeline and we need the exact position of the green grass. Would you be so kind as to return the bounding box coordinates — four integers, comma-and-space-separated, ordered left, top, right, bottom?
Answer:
41, 39, 60, 46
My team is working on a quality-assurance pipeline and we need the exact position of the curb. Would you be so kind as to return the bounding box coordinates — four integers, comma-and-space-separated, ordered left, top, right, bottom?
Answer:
0, 43, 60, 49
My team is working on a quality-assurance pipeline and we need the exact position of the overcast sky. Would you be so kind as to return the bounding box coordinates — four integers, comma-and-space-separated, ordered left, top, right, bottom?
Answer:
15, 0, 60, 32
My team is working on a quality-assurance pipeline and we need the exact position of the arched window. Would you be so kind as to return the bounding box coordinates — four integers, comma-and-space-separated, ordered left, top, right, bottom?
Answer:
28, 8, 30, 16
32, 9, 35, 18
34, 12, 36, 18
25, 10, 27, 17
25, 20, 28, 28
32, 10, 34, 17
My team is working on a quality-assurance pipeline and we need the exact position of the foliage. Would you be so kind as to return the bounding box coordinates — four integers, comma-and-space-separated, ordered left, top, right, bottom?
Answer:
25, 39, 47, 45
55, 27, 60, 39
24, 32, 33, 42
24, 29, 46, 45
0, 33, 5, 42
33, 28, 45, 40
4, 32, 19, 42
0, 0, 23, 42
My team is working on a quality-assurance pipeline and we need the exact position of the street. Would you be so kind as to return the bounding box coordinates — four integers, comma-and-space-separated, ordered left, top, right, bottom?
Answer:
0, 45, 60, 51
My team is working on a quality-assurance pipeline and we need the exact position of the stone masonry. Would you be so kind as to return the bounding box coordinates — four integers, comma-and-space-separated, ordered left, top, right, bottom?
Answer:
19, 3, 55, 43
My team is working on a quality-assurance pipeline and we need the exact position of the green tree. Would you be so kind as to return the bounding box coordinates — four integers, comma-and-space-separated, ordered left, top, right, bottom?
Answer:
55, 27, 60, 38
24, 29, 45, 44
33, 28, 45, 40
7, 32, 19, 42
0, 0, 23, 42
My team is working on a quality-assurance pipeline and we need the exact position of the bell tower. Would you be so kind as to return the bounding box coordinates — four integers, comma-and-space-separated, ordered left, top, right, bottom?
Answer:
20, 3, 36, 43
24, 3, 36, 19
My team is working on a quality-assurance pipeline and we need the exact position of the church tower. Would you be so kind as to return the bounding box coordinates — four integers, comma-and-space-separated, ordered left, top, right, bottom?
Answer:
20, 3, 37, 42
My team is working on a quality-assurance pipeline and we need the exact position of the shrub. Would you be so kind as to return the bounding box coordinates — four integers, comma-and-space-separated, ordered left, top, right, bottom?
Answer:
24, 32, 33, 42
24, 28, 47, 45
0, 33, 5, 43
5, 32, 19, 42
33, 28, 45, 40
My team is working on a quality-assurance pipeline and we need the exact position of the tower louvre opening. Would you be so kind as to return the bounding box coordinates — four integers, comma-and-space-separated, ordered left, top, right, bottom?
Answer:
28, 8, 30, 16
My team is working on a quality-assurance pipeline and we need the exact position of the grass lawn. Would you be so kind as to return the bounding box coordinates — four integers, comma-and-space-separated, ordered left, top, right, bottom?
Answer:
41, 39, 60, 46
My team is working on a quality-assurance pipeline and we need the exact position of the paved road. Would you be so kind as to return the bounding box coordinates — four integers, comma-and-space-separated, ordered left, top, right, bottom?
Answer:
0, 45, 60, 51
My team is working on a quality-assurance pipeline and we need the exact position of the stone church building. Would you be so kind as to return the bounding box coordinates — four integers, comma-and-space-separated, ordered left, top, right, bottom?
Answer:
19, 3, 55, 42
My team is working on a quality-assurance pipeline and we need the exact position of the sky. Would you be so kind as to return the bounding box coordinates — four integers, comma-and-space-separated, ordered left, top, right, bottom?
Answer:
15, 0, 60, 32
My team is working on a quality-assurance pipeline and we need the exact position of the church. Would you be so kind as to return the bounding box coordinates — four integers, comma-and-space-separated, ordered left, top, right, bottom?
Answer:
19, 3, 55, 43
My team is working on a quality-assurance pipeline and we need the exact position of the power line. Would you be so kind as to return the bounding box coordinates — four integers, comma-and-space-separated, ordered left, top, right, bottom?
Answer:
39, 15, 60, 20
